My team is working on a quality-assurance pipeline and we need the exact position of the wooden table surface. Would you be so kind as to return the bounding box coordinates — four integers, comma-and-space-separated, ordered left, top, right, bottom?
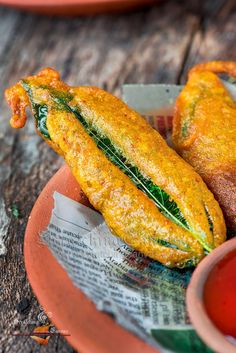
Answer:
0, 0, 235, 352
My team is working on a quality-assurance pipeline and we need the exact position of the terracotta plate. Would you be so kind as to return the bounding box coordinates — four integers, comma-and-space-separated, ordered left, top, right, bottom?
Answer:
24, 164, 158, 353
0, 0, 158, 15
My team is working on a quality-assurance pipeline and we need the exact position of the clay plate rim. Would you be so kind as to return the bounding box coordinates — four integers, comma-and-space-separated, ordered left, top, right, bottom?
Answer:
1, 0, 153, 5
0, 0, 158, 16
186, 237, 236, 353
24, 164, 158, 353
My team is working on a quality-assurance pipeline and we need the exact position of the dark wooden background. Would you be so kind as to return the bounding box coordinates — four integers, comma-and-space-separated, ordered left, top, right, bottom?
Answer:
0, 0, 235, 352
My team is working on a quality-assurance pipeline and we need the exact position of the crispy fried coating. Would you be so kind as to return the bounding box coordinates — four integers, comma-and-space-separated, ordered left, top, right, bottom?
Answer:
173, 61, 236, 232
5, 68, 226, 267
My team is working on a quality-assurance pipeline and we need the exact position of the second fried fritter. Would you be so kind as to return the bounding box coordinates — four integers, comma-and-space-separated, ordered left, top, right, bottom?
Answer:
173, 61, 236, 232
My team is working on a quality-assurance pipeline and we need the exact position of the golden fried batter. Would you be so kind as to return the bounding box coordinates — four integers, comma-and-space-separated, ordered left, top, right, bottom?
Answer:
173, 61, 236, 232
5, 68, 226, 267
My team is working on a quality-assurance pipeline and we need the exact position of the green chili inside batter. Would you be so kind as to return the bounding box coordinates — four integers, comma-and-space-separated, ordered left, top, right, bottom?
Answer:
22, 81, 214, 255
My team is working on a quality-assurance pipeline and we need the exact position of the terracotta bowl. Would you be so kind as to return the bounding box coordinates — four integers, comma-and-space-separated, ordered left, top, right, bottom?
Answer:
0, 0, 158, 16
186, 237, 236, 353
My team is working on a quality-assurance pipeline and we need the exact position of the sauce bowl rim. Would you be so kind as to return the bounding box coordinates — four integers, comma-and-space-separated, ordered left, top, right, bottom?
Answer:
187, 237, 236, 353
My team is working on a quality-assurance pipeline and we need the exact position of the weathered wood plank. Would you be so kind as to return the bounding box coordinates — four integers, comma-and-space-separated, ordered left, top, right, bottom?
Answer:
0, 0, 235, 351
178, 0, 236, 81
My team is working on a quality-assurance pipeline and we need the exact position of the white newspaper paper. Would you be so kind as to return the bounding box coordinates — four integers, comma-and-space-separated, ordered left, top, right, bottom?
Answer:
42, 192, 210, 353
42, 83, 236, 353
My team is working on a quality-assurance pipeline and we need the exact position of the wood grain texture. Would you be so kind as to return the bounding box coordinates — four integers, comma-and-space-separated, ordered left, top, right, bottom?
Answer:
0, 0, 235, 351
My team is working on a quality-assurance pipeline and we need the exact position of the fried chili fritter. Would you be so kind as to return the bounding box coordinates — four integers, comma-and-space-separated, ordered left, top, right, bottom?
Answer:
5, 68, 226, 267
173, 61, 236, 233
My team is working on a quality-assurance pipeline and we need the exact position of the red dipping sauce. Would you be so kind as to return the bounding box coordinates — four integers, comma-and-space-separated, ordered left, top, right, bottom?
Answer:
204, 249, 236, 339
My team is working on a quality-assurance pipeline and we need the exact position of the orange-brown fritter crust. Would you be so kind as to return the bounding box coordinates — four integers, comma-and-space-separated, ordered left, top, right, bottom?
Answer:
173, 61, 236, 232
203, 164, 236, 232
5, 68, 226, 267
5, 83, 29, 129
